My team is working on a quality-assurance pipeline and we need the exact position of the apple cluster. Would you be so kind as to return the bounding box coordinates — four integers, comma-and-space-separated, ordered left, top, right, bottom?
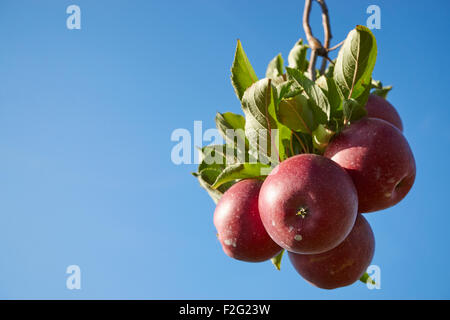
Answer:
192, 25, 416, 289
213, 96, 415, 289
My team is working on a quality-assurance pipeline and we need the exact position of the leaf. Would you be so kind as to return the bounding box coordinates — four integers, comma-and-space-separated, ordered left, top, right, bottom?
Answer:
242, 78, 279, 164
265, 81, 295, 162
277, 94, 315, 134
288, 39, 309, 72
371, 79, 383, 89
334, 25, 377, 100
286, 67, 331, 123
192, 171, 223, 204
372, 86, 392, 99
198, 145, 228, 172
266, 54, 284, 79
360, 272, 376, 285
312, 124, 335, 153
271, 250, 284, 271
316, 75, 342, 117
242, 79, 277, 133
291, 131, 313, 154
343, 98, 367, 123
212, 163, 271, 189
273, 124, 293, 162
242, 78, 292, 163
215, 112, 248, 157
275, 80, 293, 102
231, 40, 258, 101
353, 79, 372, 112
370, 79, 392, 99
198, 167, 223, 185
216, 112, 246, 132
194, 145, 240, 203
275, 80, 302, 102
324, 60, 335, 78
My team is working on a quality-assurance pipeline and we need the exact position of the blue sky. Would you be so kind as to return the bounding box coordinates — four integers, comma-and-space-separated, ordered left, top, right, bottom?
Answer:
0, 0, 449, 299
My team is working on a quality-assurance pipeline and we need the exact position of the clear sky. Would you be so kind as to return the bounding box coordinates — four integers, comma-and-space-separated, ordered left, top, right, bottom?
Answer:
0, 0, 449, 299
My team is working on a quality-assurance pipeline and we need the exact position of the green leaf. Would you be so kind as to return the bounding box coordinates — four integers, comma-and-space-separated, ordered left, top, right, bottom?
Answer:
273, 125, 293, 162
334, 25, 377, 100
343, 98, 367, 123
354, 79, 372, 112
312, 124, 335, 153
275, 80, 293, 102
288, 39, 309, 72
231, 40, 258, 101
372, 86, 392, 99
277, 94, 315, 134
242, 78, 279, 164
192, 171, 223, 204
198, 167, 223, 185
286, 67, 331, 123
370, 79, 392, 99
371, 79, 383, 89
194, 144, 238, 203
316, 75, 342, 117
360, 272, 376, 285
266, 54, 284, 79
215, 112, 248, 156
324, 60, 335, 78
212, 163, 271, 189
275, 80, 302, 102
291, 131, 313, 154
198, 145, 228, 172
266, 81, 295, 162
271, 250, 284, 271
216, 112, 245, 132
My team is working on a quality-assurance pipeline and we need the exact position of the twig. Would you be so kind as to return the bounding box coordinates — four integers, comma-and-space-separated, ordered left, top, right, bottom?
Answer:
323, 55, 335, 65
327, 40, 344, 52
303, 0, 321, 81
302, 0, 338, 79
316, 0, 332, 74
316, 0, 332, 49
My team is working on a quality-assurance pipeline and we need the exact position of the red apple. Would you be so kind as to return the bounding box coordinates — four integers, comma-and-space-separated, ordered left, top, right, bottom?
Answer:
288, 214, 375, 289
365, 94, 403, 131
213, 179, 282, 262
324, 118, 416, 213
258, 154, 358, 254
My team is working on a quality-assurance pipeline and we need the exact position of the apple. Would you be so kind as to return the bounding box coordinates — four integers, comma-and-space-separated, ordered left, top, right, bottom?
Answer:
258, 154, 358, 254
288, 214, 375, 289
324, 117, 416, 213
213, 179, 282, 262
365, 94, 403, 131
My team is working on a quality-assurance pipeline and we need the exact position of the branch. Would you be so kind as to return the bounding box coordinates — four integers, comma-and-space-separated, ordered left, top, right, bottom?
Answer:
302, 0, 336, 79
303, 0, 322, 81
309, 49, 318, 81
302, 0, 314, 47
328, 40, 344, 52
317, 0, 332, 49
316, 0, 332, 74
